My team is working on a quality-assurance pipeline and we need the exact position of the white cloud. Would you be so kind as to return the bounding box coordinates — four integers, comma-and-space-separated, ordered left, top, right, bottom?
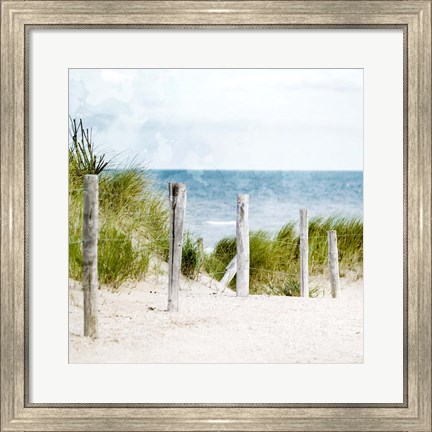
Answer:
69, 69, 363, 170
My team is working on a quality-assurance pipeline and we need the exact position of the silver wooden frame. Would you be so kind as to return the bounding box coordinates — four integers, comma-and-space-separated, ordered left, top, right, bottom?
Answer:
1, 1, 430, 431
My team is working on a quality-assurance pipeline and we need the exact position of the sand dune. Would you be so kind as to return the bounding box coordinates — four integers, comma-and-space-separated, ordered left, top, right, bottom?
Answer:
69, 266, 363, 364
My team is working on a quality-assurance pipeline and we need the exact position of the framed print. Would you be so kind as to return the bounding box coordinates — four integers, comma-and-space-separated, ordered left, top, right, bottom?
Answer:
1, 1, 431, 431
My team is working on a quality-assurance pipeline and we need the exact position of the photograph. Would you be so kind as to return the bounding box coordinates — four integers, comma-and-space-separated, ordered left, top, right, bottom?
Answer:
68, 68, 364, 364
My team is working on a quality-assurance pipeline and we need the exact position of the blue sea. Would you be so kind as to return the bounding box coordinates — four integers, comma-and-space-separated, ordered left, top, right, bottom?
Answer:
150, 170, 363, 249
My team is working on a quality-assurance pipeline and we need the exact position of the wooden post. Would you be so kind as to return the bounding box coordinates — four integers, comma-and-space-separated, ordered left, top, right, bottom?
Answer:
197, 237, 204, 271
167, 183, 187, 312
236, 194, 250, 297
299, 208, 309, 298
220, 255, 237, 288
328, 230, 341, 298
82, 174, 99, 339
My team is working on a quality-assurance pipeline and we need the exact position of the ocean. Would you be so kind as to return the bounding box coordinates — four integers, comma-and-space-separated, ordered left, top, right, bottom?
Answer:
150, 170, 363, 249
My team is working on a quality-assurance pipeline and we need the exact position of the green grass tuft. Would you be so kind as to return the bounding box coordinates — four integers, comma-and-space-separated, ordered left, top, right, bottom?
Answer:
181, 232, 205, 279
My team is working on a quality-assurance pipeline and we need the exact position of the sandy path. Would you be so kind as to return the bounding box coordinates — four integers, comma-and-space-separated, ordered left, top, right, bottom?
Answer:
69, 268, 363, 364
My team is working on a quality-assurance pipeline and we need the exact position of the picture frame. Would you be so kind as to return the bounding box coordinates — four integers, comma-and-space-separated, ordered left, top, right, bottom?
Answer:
1, 1, 430, 431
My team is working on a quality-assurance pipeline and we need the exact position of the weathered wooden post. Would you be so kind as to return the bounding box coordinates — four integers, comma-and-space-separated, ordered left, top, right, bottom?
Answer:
236, 194, 250, 297
220, 255, 237, 288
197, 237, 204, 271
299, 208, 309, 298
82, 174, 99, 339
327, 230, 341, 298
167, 183, 187, 312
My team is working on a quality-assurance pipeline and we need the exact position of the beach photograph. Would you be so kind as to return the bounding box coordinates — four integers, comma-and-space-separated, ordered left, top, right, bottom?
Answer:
68, 68, 363, 363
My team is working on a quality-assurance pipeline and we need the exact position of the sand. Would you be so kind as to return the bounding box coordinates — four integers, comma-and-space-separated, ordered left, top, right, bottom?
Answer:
69, 264, 363, 364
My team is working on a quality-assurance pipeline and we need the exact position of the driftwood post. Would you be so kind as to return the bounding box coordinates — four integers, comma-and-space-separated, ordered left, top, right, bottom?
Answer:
220, 255, 237, 288
236, 194, 250, 297
299, 208, 309, 298
167, 183, 187, 312
82, 174, 99, 339
328, 230, 341, 298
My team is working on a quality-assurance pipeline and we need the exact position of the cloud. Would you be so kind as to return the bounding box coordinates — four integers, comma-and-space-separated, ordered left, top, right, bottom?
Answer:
69, 69, 363, 170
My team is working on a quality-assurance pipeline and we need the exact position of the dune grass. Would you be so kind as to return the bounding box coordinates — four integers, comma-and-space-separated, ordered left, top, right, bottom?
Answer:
204, 216, 363, 296
69, 168, 170, 289
68, 118, 169, 289
181, 232, 205, 279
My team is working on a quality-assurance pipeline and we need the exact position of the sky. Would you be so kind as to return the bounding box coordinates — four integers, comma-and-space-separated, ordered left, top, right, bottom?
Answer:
69, 69, 363, 171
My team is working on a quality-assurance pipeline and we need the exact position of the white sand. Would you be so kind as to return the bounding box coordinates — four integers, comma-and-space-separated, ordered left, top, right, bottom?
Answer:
69, 265, 363, 364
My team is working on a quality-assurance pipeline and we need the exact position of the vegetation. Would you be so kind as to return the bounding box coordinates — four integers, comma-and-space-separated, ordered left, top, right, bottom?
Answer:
69, 118, 169, 289
69, 119, 363, 295
69, 117, 109, 180
204, 216, 363, 296
181, 233, 204, 279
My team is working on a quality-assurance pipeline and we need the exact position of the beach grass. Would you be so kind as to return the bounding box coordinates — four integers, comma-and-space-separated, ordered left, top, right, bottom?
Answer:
204, 215, 363, 295
69, 169, 170, 289
68, 121, 170, 289
181, 232, 205, 279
